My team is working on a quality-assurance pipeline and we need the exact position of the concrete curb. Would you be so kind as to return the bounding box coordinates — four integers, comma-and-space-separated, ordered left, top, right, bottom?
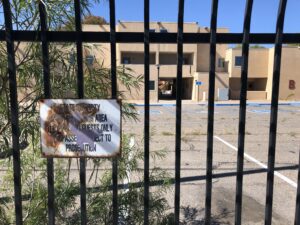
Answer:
130, 102, 300, 107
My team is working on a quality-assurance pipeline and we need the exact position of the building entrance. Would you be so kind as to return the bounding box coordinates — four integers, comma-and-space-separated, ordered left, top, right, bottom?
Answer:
158, 78, 176, 100
158, 78, 193, 100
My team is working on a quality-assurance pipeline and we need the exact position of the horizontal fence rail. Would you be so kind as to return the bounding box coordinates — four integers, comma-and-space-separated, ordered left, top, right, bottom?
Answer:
1, 0, 299, 224
0, 31, 300, 43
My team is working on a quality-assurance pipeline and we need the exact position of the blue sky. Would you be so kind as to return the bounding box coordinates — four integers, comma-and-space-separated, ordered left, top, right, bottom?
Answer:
0, 0, 298, 34
90, 0, 300, 33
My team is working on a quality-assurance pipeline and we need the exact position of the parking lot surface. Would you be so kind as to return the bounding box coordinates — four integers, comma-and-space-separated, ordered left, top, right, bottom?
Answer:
124, 103, 300, 224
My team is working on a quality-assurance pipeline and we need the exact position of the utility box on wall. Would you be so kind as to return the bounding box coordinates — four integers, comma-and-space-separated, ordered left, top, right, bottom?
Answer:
218, 88, 229, 101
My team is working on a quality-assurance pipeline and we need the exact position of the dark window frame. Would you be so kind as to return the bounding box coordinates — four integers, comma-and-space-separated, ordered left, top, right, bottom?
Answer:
235, 56, 242, 67
218, 58, 225, 68
149, 80, 155, 90
122, 56, 131, 64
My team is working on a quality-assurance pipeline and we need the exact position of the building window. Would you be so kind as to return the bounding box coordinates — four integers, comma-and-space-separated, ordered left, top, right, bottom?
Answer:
85, 55, 95, 66
218, 58, 225, 68
122, 57, 131, 64
149, 29, 156, 33
289, 80, 296, 90
149, 80, 155, 90
183, 57, 188, 65
160, 28, 168, 33
235, 56, 242, 66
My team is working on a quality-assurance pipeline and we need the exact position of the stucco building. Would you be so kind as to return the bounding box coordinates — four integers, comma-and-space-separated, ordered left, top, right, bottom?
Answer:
226, 47, 300, 101
83, 21, 300, 101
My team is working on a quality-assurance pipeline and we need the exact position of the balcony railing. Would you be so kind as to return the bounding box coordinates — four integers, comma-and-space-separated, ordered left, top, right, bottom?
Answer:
123, 64, 195, 77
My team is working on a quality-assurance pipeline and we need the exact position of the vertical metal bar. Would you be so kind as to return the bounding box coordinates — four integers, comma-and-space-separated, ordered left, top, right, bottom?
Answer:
109, 0, 118, 224
174, 0, 185, 224
2, 1, 23, 224
143, 0, 150, 224
38, 2, 55, 225
157, 66, 160, 101
264, 0, 287, 225
295, 151, 300, 225
205, 0, 218, 224
235, 0, 253, 224
74, 1, 87, 224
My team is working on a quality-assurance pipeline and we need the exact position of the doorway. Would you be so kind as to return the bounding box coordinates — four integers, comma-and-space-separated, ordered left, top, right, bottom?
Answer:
158, 78, 176, 100
158, 78, 193, 100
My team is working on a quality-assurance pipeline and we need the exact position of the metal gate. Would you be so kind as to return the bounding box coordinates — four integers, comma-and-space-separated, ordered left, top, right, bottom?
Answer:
1, 0, 300, 224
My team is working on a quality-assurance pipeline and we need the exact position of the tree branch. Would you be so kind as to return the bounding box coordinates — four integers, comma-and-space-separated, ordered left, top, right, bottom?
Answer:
0, 141, 28, 159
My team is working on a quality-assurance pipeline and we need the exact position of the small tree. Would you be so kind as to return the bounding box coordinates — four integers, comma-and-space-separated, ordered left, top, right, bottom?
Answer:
82, 15, 108, 25
0, 1, 171, 224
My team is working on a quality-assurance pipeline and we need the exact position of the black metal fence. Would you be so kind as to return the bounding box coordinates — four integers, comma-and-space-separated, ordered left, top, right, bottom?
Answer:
1, 0, 300, 224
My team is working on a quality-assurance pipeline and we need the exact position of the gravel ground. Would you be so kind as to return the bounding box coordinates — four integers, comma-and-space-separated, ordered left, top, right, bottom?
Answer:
123, 103, 300, 224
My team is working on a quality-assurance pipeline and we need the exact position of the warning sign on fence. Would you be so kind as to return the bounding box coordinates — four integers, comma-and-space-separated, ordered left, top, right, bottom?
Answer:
39, 99, 121, 158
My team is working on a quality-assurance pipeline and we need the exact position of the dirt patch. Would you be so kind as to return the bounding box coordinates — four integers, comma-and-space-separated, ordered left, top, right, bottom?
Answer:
178, 187, 287, 225
211, 187, 286, 225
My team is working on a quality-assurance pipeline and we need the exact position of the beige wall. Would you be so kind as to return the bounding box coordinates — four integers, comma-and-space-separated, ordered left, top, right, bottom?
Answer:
117, 21, 200, 32
118, 43, 157, 54
254, 46, 300, 101
192, 72, 229, 101
196, 44, 228, 72
266, 48, 274, 100
278, 47, 300, 100
216, 44, 228, 73
117, 65, 159, 101
196, 44, 210, 71
82, 24, 110, 32
228, 46, 300, 101
247, 91, 267, 100
248, 50, 269, 77
226, 48, 269, 78
230, 90, 267, 100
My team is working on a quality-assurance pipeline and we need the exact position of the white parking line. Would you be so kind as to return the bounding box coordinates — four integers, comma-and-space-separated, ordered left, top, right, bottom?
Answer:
214, 135, 297, 188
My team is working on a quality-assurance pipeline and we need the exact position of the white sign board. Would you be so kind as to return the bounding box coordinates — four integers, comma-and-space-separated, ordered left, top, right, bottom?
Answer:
40, 99, 121, 158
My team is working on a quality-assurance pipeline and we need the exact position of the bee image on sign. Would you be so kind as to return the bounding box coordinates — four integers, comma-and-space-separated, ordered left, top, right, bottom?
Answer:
39, 99, 121, 158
